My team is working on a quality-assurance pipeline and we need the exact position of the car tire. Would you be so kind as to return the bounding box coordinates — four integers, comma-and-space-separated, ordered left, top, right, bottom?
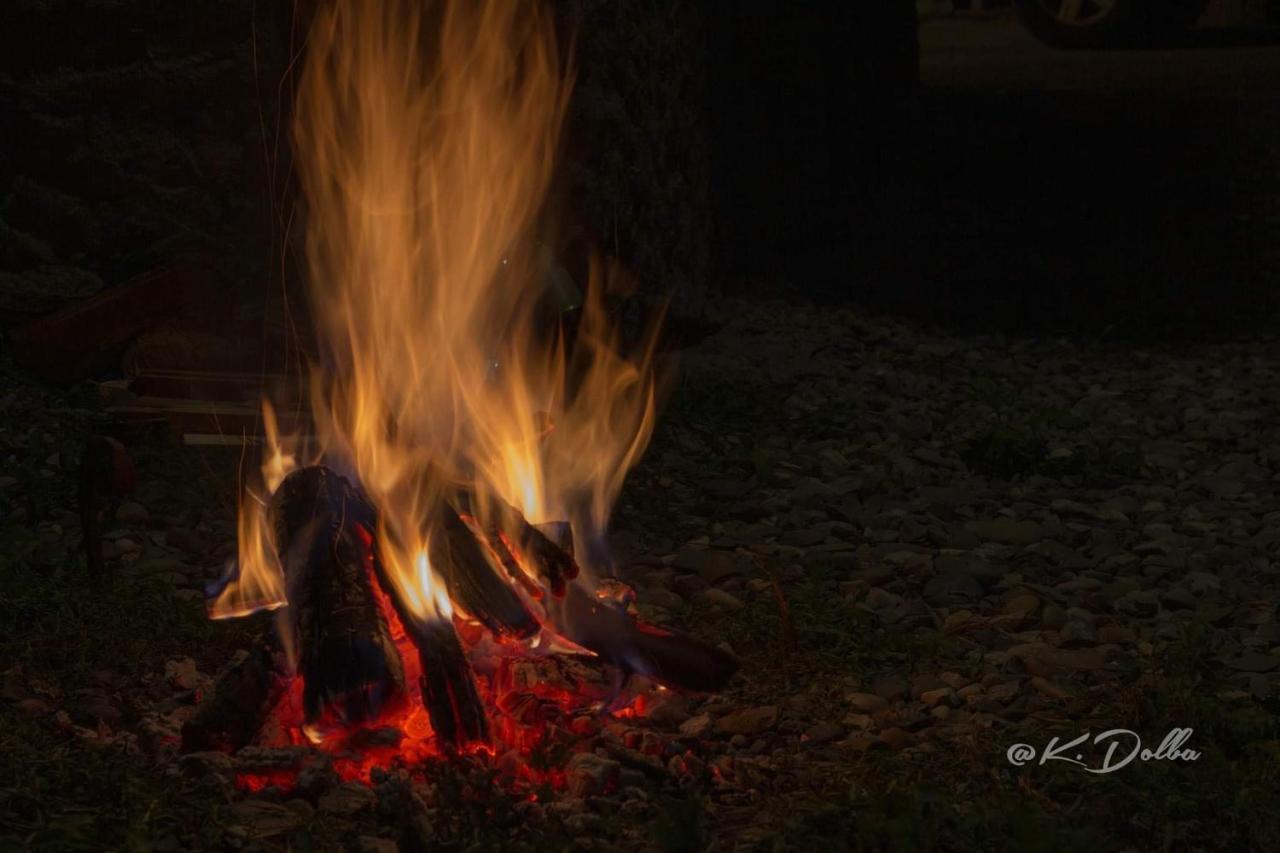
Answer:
1011, 0, 1145, 49
1149, 0, 1211, 33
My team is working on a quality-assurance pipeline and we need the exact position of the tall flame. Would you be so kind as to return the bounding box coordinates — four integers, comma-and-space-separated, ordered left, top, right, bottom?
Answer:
212, 0, 662, 621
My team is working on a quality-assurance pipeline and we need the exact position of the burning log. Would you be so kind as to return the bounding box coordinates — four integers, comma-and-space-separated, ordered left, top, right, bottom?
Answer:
272, 466, 406, 728
414, 620, 489, 749
432, 503, 538, 640
181, 647, 283, 753
453, 493, 580, 597
364, 542, 490, 750
449, 495, 735, 692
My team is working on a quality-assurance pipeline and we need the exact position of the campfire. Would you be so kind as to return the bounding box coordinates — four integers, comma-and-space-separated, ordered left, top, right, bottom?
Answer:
188, 0, 735, 785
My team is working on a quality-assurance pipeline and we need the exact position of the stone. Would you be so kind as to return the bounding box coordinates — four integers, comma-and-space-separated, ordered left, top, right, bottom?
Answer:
780, 527, 827, 548
1160, 587, 1197, 610
842, 713, 874, 729
564, 813, 606, 836
319, 782, 376, 816
1004, 593, 1040, 618
934, 555, 1002, 588
228, 800, 305, 839
923, 572, 984, 605
700, 550, 744, 584
1009, 644, 1107, 675
1097, 624, 1136, 644
1184, 571, 1221, 594
566, 752, 621, 798
164, 657, 201, 691
715, 705, 778, 736
116, 501, 149, 524
641, 587, 685, 610
872, 677, 909, 702
1223, 653, 1280, 673
295, 765, 340, 801
179, 751, 234, 779
1040, 604, 1068, 629
1115, 590, 1160, 617
919, 687, 954, 708
679, 713, 714, 738
1030, 677, 1079, 701
971, 518, 1042, 545
804, 722, 844, 743
699, 589, 745, 611
846, 692, 888, 713
1059, 620, 1098, 647
878, 727, 913, 749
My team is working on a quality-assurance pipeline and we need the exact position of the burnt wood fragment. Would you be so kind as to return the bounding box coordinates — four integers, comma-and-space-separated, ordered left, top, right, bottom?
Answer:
272, 466, 405, 727
180, 646, 282, 753
547, 583, 738, 694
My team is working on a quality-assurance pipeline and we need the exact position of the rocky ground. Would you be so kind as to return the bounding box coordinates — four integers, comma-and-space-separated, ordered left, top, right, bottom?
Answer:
3, 300, 1279, 850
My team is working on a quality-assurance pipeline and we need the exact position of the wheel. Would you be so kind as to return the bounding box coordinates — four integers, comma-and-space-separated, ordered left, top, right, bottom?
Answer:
1013, 0, 1209, 49
1012, 0, 1144, 48
1149, 0, 1210, 33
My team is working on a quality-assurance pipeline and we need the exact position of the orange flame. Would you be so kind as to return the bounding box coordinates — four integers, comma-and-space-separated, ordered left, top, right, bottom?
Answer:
209, 401, 296, 619
216, 0, 662, 621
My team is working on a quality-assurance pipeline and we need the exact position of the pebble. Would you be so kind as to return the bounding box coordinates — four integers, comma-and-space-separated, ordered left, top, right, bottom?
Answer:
842, 693, 887, 717
318, 783, 376, 816
116, 501, 149, 524
715, 705, 778, 736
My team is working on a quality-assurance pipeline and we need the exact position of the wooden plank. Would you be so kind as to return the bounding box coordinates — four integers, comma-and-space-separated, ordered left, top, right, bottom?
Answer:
11, 255, 217, 382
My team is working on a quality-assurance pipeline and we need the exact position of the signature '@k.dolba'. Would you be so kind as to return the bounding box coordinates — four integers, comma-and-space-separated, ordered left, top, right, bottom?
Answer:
1006, 728, 1201, 774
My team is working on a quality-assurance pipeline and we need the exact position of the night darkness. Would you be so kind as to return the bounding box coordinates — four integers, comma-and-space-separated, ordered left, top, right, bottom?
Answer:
2, 2, 1279, 851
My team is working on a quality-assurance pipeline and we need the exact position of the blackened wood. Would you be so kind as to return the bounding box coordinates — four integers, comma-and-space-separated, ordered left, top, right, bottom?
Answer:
548, 583, 738, 693
181, 646, 282, 753
451, 493, 580, 596
416, 620, 489, 749
365, 541, 490, 750
432, 503, 538, 641
272, 466, 405, 726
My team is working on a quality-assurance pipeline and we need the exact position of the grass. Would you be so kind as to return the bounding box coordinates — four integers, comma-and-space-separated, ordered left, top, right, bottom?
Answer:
0, 409, 262, 851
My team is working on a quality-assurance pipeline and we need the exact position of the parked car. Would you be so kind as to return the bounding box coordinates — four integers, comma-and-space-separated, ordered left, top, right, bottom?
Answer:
1012, 0, 1210, 47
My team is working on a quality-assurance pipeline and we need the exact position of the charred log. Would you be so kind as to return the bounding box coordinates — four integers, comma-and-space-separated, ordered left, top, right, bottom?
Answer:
548, 583, 738, 694
272, 466, 405, 727
416, 620, 489, 749
181, 646, 282, 753
432, 503, 538, 641
451, 492, 580, 596
365, 544, 490, 750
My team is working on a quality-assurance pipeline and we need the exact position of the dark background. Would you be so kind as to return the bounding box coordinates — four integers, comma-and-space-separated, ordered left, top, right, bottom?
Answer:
2, 0, 1278, 364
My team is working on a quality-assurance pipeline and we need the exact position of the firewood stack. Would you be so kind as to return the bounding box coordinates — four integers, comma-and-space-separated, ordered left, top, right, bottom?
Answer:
184, 463, 738, 756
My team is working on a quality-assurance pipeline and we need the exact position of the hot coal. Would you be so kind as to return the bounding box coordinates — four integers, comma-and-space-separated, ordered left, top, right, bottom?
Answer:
272, 466, 406, 728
